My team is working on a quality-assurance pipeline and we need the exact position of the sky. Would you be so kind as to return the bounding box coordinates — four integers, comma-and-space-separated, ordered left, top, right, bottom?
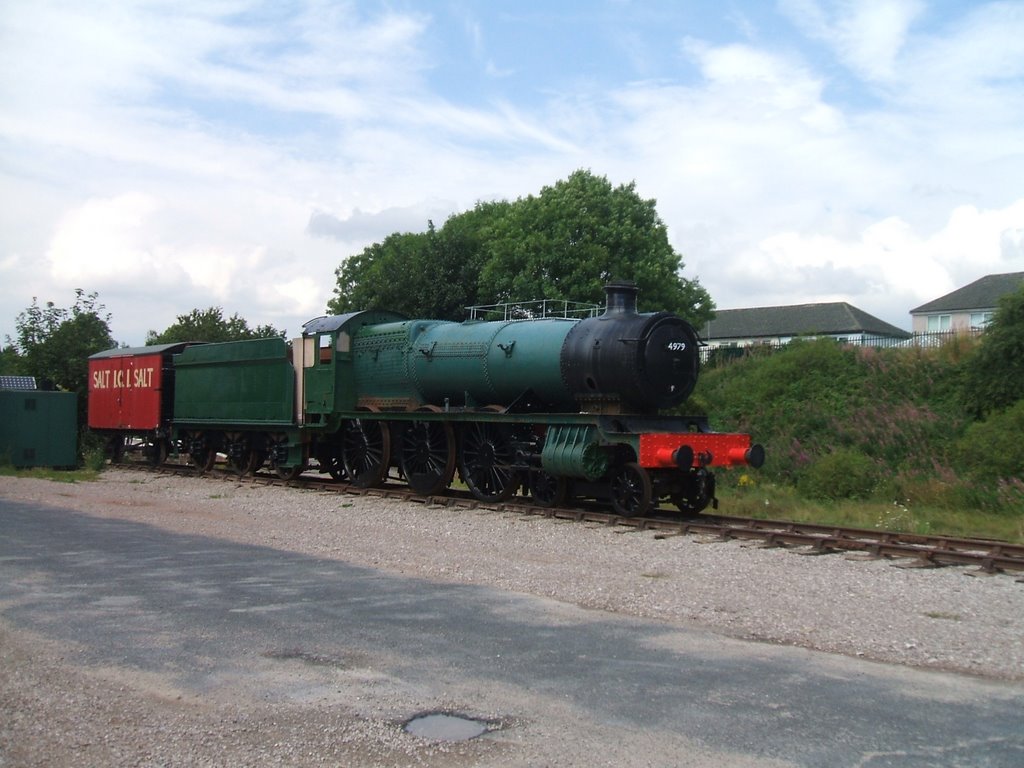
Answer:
1, 0, 1023, 346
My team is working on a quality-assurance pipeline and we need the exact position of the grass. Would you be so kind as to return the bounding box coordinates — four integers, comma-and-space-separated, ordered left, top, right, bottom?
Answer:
715, 484, 1024, 544
0, 464, 100, 483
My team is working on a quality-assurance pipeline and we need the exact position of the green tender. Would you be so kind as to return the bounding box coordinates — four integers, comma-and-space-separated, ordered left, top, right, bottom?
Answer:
173, 337, 295, 425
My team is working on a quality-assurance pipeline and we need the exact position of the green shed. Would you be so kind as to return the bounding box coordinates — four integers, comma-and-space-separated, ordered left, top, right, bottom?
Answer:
0, 377, 78, 468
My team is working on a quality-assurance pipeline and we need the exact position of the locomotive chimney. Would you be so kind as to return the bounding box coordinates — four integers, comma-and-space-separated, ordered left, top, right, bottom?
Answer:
603, 281, 639, 316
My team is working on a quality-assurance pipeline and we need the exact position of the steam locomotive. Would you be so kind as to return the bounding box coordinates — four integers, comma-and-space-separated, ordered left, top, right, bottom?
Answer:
89, 282, 763, 516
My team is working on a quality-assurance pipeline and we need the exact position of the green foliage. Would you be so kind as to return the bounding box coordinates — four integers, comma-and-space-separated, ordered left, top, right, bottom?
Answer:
11, 290, 116, 388
955, 400, 1024, 489
695, 299, 1024, 528
960, 284, 1024, 417
0, 345, 21, 375
8, 290, 116, 429
691, 335, 1021, 515
330, 209, 498, 319
146, 307, 283, 344
797, 447, 879, 500
0, 462, 99, 482
716, 484, 1023, 542
692, 340, 873, 483
328, 170, 712, 324
476, 171, 713, 323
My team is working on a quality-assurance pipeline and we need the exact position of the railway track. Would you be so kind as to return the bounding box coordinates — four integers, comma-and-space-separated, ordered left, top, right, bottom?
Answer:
132, 461, 1024, 576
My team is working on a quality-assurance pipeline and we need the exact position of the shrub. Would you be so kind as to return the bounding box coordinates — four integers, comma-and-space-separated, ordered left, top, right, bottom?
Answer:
960, 285, 1024, 417
797, 447, 879, 500
955, 400, 1024, 486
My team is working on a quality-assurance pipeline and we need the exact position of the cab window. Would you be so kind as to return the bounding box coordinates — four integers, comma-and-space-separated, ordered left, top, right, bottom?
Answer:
318, 334, 332, 364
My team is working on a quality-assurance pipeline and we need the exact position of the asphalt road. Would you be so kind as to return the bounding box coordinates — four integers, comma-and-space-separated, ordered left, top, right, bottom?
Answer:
2, 499, 1023, 767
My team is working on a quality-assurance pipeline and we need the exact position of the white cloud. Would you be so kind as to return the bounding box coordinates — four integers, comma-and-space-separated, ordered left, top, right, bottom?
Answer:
780, 0, 925, 81
1, 1, 1023, 346
702, 200, 1024, 326
47, 194, 161, 284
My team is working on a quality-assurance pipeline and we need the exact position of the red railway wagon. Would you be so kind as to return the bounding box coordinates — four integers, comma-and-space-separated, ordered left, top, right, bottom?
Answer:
88, 343, 193, 462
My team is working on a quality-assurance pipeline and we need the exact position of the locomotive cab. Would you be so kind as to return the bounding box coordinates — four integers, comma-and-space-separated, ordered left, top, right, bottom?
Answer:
299, 310, 406, 425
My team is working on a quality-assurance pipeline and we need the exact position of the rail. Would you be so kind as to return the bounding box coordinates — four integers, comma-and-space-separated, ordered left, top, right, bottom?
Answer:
126, 461, 1024, 576
465, 298, 600, 321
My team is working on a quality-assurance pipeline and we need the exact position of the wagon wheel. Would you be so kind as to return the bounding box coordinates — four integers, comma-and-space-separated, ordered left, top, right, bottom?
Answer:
610, 462, 653, 517
399, 419, 456, 496
252, 449, 268, 474
458, 421, 520, 502
225, 434, 259, 476
229, 451, 259, 476
341, 417, 391, 488
276, 464, 304, 481
190, 435, 217, 474
267, 437, 302, 480
671, 468, 714, 515
323, 452, 346, 481
107, 435, 127, 464
147, 438, 169, 467
529, 470, 567, 507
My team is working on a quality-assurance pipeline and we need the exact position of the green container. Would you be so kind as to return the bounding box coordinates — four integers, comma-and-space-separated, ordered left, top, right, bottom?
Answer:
0, 389, 78, 468
173, 337, 295, 425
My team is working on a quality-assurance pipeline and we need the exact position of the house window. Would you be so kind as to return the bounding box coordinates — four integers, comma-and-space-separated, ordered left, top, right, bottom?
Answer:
970, 312, 993, 329
927, 315, 951, 332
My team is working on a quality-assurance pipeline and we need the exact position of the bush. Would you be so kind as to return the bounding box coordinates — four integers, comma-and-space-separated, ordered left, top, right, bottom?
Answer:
955, 400, 1024, 487
83, 447, 107, 472
798, 447, 879, 500
960, 285, 1024, 417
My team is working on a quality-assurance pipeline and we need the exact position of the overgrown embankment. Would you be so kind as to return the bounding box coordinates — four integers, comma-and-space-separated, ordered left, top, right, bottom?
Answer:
686, 336, 1023, 541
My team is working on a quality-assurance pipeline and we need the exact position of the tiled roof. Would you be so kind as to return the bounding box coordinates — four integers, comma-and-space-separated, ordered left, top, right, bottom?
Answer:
703, 302, 911, 340
910, 272, 1024, 314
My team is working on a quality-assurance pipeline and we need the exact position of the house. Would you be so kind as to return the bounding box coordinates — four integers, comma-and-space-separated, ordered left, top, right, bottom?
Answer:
701, 302, 911, 351
909, 272, 1024, 333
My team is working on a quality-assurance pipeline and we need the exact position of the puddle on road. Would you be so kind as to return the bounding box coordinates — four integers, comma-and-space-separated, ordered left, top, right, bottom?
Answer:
404, 713, 488, 741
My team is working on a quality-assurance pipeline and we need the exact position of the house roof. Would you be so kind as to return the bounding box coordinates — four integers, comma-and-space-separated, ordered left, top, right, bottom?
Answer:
910, 272, 1024, 314
703, 302, 911, 341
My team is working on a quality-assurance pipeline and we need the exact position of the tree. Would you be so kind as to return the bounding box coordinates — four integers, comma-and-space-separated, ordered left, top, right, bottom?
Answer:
13, 290, 116, 390
478, 171, 713, 323
146, 308, 283, 344
11, 290, 117, 426
961, 285, 1024, 417
330, 230, 435, 317
0, 345, 21, 376
329, 201, 507, 320
327, 170, 713, 324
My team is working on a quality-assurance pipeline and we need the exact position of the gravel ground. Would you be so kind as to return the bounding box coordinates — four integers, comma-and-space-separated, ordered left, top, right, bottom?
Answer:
2, 469, 1023, 765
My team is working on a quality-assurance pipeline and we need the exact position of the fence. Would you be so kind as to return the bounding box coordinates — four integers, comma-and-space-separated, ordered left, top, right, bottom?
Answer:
466, 298, 601, 321
699, 330, 983, 366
